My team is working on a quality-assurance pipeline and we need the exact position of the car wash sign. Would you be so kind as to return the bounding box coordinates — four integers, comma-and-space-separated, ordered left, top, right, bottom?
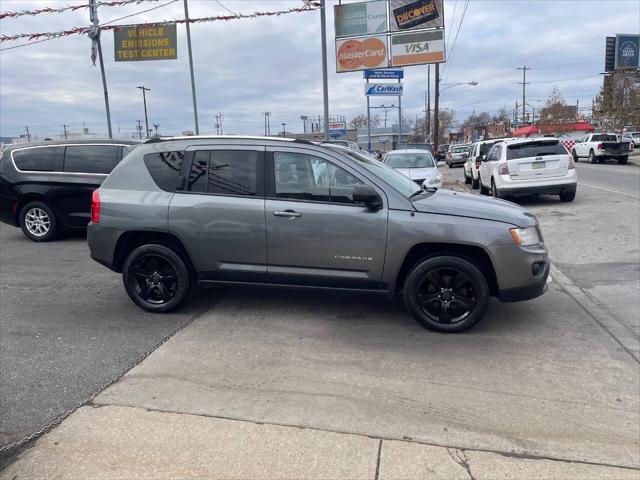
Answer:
114, 23, 177, 61
365, 83, 403, 96
334, 0, 387, 37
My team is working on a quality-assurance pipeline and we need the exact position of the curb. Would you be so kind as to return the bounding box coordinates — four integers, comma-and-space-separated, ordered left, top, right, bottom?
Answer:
550, 265, 639, 363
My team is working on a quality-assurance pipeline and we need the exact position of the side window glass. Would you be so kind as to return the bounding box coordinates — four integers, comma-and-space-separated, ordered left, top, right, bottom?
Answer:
188, 150, 209, 193
143, 151, 184, 192
64, 145, 119, 174
13, 147, 64, 172
207, 151, 258, 196
274, 152, 364, 204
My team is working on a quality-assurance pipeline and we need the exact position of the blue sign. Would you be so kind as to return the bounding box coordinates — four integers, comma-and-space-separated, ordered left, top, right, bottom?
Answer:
364, 68, 404, 79
365, 83, 403, 96
329, 129, 347, 137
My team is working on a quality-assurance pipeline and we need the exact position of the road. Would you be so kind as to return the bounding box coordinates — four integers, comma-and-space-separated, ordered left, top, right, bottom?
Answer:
0, 226, 214, 451
450, 159, 640, 335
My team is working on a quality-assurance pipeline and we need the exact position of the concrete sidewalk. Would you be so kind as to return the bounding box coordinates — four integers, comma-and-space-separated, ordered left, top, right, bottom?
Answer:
3, 284, 639, 479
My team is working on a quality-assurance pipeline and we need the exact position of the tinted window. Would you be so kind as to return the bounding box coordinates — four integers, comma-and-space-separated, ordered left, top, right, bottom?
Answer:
274, 152, 364, 204
507, 141, 567, 160
188, 150, 257, 196
13, 147, 64, 172
64, 145, 119, 174
592, 134, 617, 142
144, 151, 184, 191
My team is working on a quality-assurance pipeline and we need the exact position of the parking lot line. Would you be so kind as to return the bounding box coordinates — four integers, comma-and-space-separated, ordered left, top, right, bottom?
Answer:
579, 182, 640, 199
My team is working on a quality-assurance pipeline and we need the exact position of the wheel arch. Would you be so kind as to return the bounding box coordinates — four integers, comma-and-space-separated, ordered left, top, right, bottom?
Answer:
113, 230, 196, 279
394, 242, 499, 297
16, 194, 50, 225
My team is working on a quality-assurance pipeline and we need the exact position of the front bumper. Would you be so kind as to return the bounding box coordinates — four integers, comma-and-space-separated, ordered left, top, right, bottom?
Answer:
498, 260, 549, 302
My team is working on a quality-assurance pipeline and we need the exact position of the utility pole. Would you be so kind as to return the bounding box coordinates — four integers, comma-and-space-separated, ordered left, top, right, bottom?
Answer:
136, 120, 143, 140
517, 64, 530, 126
263, 112, 271, 135
514, 100, 518, 127
137, 86, 151, 139
320, 0, 330, 141
62, 124, 69, 140
25, 126, 31, 142
426, 64, 431, 142
183, 0, 199, 134
89, 0, 112, 139
434, 63, 440, 150
153, 123, 159, 136
281, 123, 287, 138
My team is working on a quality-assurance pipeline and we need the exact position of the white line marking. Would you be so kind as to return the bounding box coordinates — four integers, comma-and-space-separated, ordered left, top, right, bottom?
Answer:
580, 183, 640, 199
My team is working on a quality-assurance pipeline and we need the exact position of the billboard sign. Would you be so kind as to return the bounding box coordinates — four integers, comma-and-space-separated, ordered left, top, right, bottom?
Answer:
334, 0, 387, 37
336, 35, 388, 72
114, 23, 177, 61
364, 68, 404, 79
390, 29, 445, 67
389, 0, 444, 31
365, 83, 404, 96
329, 121, 347, 137
615, 34, 640, 69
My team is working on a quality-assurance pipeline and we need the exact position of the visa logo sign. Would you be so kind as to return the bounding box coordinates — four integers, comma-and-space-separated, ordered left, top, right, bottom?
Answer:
404, 42, 430, 53
365, 83, 403, 96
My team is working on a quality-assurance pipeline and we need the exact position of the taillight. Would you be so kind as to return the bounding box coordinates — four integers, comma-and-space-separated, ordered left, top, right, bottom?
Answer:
91, 190, 100, 223
498, 162, 509, 175
597, 143, 604, 150
568, 156, 575, 169
447, 152, 452, 159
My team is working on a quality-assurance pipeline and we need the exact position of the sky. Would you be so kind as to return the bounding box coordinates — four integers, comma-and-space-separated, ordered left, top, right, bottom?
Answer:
0, 0, 638, 140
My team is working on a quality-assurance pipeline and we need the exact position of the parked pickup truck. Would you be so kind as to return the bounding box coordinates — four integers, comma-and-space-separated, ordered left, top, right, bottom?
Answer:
571, 133, 632, 164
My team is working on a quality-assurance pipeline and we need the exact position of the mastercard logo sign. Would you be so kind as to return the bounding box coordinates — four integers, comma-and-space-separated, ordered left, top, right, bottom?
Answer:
336, 37, 387, 72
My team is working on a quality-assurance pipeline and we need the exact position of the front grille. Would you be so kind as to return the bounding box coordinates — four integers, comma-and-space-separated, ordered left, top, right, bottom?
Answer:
413, 179, 424, 186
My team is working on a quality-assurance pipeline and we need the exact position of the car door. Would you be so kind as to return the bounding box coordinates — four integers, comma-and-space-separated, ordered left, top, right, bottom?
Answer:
168, 145, 267, 282
576, 135, 589, 156
57, 144, 121, 228
265, 147, 388, 290
479, 144, 498, 187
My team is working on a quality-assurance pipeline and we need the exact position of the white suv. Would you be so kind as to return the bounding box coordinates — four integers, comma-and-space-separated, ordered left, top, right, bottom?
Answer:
464, 139, 506, 189
478, 137, 577, 202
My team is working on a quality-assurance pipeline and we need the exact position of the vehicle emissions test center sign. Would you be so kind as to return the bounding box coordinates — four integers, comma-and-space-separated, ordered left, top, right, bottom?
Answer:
334, 0, 387, 37
114, 23, 177, 62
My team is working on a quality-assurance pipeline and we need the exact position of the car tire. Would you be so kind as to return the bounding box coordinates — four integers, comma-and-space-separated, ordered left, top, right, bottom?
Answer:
572, 150, 579, 162
618, 156, 628, 165
490, 179, 502, 199
589, 150, 597, 164
19, 201, 58, 242
479, 175, 488, 195
464, 169, 471, 184
471, 176, 479, 189
123, 244, 191, 313
559, 189, 576, 202
403, 255, 490, 333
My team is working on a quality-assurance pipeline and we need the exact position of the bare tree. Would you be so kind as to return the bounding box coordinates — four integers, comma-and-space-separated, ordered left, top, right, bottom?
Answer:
593, 73, 640, 132
349, 114, 381, 129
539, 86, 576, 124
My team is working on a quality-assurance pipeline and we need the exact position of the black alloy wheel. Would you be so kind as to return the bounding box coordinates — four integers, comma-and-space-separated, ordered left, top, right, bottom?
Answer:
403, 256, 489, 333
123, 244, 191, 312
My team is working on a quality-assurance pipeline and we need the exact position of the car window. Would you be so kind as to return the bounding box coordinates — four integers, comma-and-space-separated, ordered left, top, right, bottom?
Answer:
385, 152, 434, 168
506, 141, 567, 160
274, 152, 364, 204
189, 150, 258, 196
591, 134, 617, 142
13, 147, 64, 172
144, 151, 184, 192
64, 145, 119, 174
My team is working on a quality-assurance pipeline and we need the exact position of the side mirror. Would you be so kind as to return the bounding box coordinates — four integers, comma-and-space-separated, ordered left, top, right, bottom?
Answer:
353, 185, 382, 209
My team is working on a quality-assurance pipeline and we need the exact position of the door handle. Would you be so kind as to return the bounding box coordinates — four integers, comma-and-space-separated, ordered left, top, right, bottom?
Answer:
273, 210, 301, 218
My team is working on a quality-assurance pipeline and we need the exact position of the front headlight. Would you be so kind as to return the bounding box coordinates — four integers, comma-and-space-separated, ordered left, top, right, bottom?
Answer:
428, 175, 442, 185
510, 227, 542, 247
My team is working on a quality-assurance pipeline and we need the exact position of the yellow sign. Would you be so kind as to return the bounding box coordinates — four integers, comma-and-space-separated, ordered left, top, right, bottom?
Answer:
114, 24, 177, 62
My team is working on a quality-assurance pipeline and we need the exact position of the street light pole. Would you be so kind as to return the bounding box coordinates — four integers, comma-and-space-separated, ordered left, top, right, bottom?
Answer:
137, 86, 150, 139
434, 63, 440, 150
281, 123, 287, 138
320, 0, 330, 141
183, 0, 200, 135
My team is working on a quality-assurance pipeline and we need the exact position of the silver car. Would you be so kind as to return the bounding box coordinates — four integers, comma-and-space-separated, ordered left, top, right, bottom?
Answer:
383, 149, 443, 189
88, 136, 549, 333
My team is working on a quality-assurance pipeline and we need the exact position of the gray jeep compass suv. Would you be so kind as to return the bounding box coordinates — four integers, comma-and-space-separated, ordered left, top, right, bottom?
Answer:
88, 136, 549, 332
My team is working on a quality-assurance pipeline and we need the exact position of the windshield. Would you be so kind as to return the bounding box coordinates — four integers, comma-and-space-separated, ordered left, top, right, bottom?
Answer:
632, 133, 640, 138
330, 148, 422, 198
507, 141, 567, 160
385, 152, 435, 169
592, 134, 617, 142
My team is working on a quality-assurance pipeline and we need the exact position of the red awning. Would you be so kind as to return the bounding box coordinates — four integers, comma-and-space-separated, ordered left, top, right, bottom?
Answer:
539, 122, 595, 134
512, 125, 541, 137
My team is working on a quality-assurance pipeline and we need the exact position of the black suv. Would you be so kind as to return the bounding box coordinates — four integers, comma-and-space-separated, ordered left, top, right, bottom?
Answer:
0, 140, 137, 241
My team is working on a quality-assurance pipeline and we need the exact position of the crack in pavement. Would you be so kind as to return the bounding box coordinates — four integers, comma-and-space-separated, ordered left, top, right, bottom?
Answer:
447, 447, 475, 480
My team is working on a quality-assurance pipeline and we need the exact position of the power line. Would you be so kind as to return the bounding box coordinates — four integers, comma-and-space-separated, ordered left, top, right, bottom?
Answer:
442, 0, 470, 83
215, 1, 237, 15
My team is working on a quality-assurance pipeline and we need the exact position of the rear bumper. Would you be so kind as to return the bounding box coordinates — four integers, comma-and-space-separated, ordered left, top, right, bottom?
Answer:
500, 183, 577, 197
